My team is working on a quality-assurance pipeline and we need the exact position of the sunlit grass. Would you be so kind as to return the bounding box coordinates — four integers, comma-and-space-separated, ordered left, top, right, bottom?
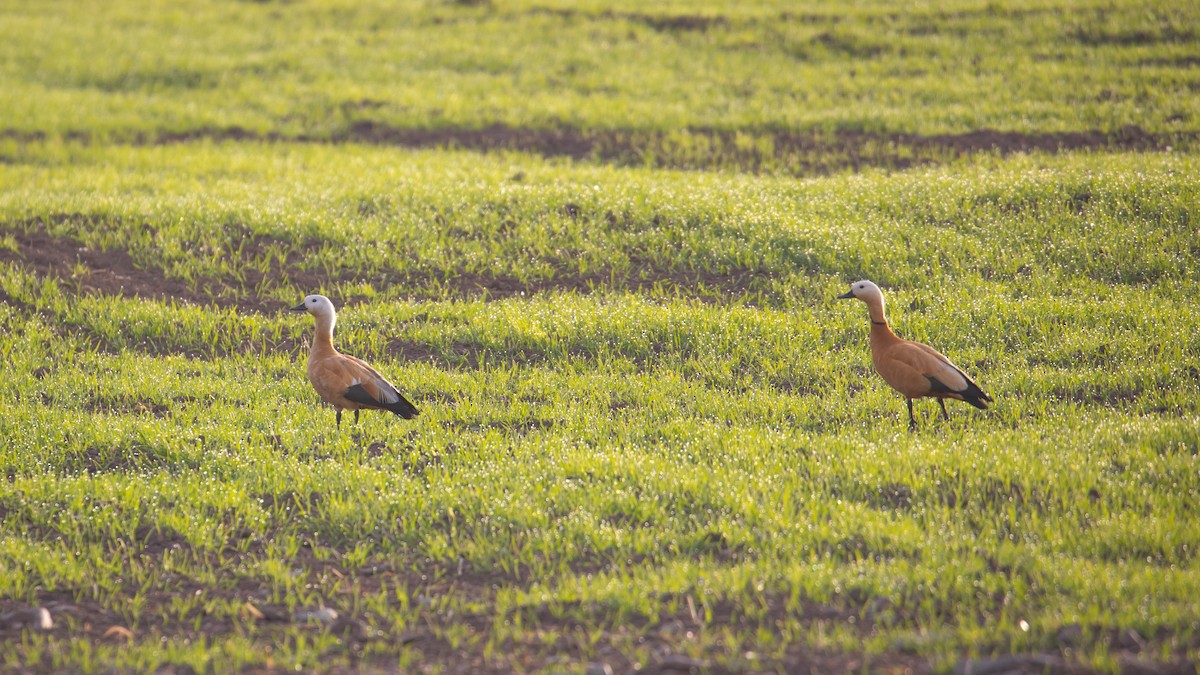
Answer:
1, 0, 1199, 669
1, 143, 1197, 310
0, 0, 1197, 141
1, 140, 1199, 670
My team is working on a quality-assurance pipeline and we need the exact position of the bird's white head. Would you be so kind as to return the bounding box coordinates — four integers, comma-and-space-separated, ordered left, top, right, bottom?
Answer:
290, 294, 337, 320
837, 279, 884, 305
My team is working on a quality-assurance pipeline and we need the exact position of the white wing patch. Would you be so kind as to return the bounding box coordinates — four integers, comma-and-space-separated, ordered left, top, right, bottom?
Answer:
374, 378, 401, 404
928, 356, 969, 392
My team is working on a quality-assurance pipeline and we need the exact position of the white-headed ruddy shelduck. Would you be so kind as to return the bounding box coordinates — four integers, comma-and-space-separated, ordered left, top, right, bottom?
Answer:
838, 280, 992, 428
291, 294, 419, 428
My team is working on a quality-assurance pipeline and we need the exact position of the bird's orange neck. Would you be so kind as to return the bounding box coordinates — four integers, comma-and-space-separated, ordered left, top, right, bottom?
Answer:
864, 297, 900, 346
311, 314, 338, 355
863, 295, 886, 324
870, 319, 900, 345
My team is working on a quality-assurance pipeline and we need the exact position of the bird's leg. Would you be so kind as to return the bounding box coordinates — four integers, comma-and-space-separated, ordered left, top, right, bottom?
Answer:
907, 398, 918, 430
939, 398, 950, 421
336, 409, 342, 429
354, 409, 360, 424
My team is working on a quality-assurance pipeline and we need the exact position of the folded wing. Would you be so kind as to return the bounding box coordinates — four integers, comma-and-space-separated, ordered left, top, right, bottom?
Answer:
339, 354, 420, 419
902, 342, 992, 409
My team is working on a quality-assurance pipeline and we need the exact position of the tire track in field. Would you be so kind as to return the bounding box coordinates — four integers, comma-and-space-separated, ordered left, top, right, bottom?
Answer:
0, 226, 242, 307
0, 224, 769, 313
2, 124, 1183, 175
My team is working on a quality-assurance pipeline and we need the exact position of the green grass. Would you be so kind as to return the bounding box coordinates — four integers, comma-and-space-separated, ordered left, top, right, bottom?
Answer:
2, 143, 1197, 304
2, 144, 1198, 672
2, 0, 1198, 142
2, 0, 1200, 672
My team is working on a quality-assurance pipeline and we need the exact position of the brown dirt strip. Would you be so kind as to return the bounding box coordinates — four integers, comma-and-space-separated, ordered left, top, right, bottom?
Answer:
1, 227, 225, 305
0, 226, 767, 315
3, 124, 1184, 175
0, 520, 892, 673
309, 123, 1172, 162
1, 523, 1192, 675
1, 226, 769, 365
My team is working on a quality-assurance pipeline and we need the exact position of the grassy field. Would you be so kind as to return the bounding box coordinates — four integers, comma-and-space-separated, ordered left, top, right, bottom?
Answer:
2, 0, 1199, 673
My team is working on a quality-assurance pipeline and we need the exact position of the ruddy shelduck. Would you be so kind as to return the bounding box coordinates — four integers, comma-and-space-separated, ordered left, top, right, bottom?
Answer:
291, 294, 419, 428
839, 280, 992, 428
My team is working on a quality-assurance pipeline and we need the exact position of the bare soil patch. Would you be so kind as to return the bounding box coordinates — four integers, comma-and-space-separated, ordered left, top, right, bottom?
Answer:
288, 123, 1184, 175
0, 221, 333, 313
1, 225, 768, 317
1, 227, 209, 306
6, 124, 1183, 175
529, 8, 729, 33
2, 538, 1193, 674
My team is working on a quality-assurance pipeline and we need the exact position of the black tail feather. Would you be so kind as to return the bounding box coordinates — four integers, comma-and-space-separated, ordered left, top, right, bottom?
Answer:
927, 375, 993, 410
961, 393, 990, 410
385, 396, 420, 419
961, 380, 993, 409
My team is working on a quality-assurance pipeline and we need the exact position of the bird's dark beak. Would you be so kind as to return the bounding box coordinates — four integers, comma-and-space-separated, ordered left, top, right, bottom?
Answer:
837, 290, 855, 299
289, 302, 306, 312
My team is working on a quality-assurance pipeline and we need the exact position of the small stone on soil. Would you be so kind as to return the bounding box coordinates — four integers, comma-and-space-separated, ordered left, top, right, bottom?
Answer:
0, 607, 52, 630
585, 663, 614, 675
294, 607, 339, 624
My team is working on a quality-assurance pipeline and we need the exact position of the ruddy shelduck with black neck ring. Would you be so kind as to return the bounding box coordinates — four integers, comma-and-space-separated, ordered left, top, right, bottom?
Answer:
839, 280, 992, 428
291, 294, 419, 428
